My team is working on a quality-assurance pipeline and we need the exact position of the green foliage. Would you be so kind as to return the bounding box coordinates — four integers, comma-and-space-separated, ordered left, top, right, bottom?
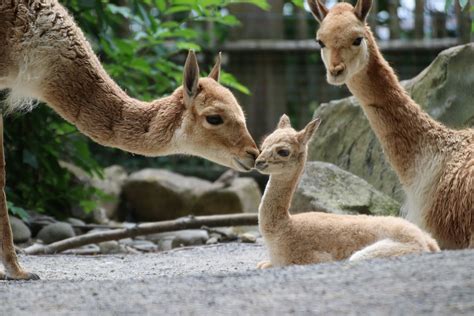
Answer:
445, 0, 469, 10
5, 0, 268, 217
5, 107, 104, 217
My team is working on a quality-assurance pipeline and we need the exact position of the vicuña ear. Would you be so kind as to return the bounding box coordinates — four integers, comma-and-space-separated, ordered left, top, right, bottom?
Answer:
308, 0, 328, 23
354, 0, 372, 22
298, 117, 321, 144
208, 52, 221, 82
277, 114, 292, 129
183, 50, 200, 107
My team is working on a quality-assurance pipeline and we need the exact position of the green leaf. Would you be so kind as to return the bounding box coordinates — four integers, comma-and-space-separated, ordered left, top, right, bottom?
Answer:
107, 4, 132, 18
22, 149, 38, 169
220, 72, 251, 95
176, 41, 201, 51
291, 0, 305, 8
7, 201, 29, 221
458, 0, 468, 9
444, 0, 453, 11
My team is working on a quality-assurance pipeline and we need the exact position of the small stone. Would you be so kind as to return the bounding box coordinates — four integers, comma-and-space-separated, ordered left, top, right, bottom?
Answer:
98, 241, 126, 254
10, 216, 31, 243
120, 239, 158, 252
63, 244, 100, 255
206, 236, 219, 245
147, 229, 209, 248
240, 233, 256, 243
66, 217, 86, 235
36, 222, 75, 244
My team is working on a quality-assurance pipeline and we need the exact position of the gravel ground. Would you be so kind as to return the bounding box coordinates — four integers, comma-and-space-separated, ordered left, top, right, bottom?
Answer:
1, 242, 473, 315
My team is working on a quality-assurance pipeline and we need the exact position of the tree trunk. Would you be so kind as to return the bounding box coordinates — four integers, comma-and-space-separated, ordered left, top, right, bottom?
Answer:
389, 0, 401, 39
414, 0, 425, 39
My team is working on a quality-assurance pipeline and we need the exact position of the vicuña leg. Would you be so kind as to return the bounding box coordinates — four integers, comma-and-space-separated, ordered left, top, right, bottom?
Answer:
0, 115, 39, 280
349, 239, 424, 261
470, 228, 474, 249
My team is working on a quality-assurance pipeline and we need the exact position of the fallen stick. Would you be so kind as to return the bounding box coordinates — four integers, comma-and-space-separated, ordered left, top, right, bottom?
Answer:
24, 213, 258, 255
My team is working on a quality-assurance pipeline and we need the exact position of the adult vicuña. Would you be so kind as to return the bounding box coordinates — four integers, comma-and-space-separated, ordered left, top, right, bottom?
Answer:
255, 115, 440, 269
308, 0, 473, 249
0, 0, 259, 280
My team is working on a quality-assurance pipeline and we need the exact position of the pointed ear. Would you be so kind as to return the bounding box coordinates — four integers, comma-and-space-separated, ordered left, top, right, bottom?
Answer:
308, 0, 328, 23
183, 50, 200, 107
277, 114, 291, 129
297, 117, 321, 144
208, 52, 221, 82
354, 0, 372, 22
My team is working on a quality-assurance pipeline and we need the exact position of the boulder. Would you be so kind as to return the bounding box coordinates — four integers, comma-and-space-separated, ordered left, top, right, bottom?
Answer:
122, 169, 210, 221
122, 169, 261, 221
10, 216, 31, 243
61, 162, 128, 221
308, 44, 474, 201
36, 222, 75, 244
192, 178, 261, 215
90, 165, 128, 220
290, 162, 400, 216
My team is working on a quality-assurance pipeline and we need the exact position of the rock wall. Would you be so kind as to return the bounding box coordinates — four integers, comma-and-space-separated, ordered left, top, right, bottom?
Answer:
308, 44, 474, 202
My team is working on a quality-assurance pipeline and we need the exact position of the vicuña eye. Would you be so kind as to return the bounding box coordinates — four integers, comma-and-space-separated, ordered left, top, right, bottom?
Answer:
206, 115, 224, 125
277, 149, 290, 157
353, 37, 363, 46
316, 39, 325, 48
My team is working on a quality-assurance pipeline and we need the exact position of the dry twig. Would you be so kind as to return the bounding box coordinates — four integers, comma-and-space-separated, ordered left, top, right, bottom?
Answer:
24, 213, 257, 255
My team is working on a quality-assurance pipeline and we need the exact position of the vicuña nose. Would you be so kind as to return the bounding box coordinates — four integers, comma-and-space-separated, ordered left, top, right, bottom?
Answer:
330, 64, 345, 76
256, 161, 266, 169
246, 148, 259, 161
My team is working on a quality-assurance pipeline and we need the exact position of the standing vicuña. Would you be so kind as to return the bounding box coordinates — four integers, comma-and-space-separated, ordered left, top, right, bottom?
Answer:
308, 0, 473, 249
255, 115, 439, 269
0, 0, 259, 280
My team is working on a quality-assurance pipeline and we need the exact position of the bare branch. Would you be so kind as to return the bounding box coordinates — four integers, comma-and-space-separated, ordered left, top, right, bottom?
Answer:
24, 213, 258, 255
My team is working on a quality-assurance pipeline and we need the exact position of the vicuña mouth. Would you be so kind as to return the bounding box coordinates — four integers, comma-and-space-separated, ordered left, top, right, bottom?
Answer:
233, 158, 252, 172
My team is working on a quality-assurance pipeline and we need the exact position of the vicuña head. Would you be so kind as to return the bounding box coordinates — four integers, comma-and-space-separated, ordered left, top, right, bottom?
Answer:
308, 0, 372, 85
171, 51, 259, 171
255, 115, 321, 175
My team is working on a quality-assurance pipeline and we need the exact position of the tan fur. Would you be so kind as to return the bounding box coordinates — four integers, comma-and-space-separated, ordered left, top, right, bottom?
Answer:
255, 115, 440, 269
0, 0, 259, 280
308, 0, 473, 249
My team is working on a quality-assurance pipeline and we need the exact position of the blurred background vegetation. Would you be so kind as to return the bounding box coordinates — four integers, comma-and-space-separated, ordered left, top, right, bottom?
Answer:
3, 0, 471, 219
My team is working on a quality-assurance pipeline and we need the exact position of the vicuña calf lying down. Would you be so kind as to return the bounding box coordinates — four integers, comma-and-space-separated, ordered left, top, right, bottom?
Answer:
255, 115, 439, 268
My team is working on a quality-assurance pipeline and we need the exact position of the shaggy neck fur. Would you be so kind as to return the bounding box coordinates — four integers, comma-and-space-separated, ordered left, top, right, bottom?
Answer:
346, 30, 448, 184
42, 68, 186, 156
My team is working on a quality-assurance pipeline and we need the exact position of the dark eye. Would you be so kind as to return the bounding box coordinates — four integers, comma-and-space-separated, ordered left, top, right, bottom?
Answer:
316, 39, 325, 48
206, 115, 223, 125
353, 37, 363, 46
277, 149, 290, 157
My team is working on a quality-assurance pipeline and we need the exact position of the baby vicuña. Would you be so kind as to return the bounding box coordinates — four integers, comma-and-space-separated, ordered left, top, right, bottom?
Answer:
255, 115, 440, 268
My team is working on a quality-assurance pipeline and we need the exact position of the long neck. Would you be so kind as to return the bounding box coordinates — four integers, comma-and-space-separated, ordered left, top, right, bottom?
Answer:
346, 29, 447, 183
258, 160, 305, 234
38, 18, 185, 156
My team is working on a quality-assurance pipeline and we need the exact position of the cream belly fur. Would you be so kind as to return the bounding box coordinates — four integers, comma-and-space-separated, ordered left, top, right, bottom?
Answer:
255, 115, 439, 269
0, 0, 260, 280
308, 0, 473, 249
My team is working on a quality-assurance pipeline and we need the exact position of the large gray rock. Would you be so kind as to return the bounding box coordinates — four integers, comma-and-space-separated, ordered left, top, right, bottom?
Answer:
308, 44, 474, 201
122, 169, 261, 221
290, 162, 400, 216
10, 216, 31, 243
36, 222, 75, 244
192, 178, 261, 215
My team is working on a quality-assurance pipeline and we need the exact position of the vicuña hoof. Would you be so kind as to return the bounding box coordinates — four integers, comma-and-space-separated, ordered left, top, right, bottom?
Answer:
1, 271, 40, 281
256, 261, 273, 269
